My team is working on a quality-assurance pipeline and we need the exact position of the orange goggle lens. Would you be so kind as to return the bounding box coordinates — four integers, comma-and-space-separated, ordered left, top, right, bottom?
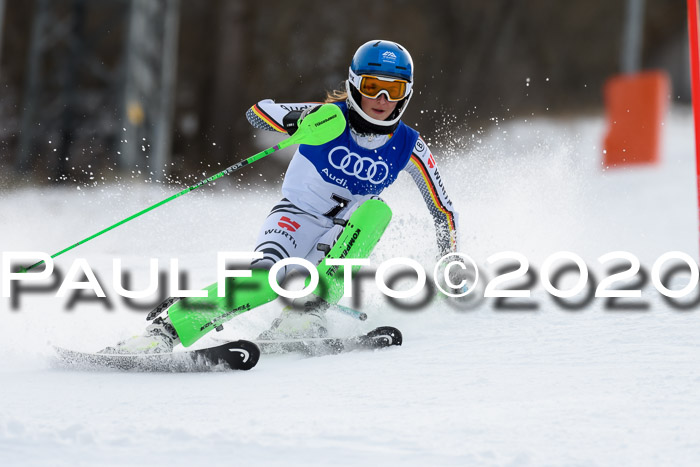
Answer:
358, 75, 408, 101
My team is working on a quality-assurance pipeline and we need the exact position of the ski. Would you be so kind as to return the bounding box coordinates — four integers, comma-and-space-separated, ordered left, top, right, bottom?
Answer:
53, 339, 260, 372
53, 327, 401, 371
251, 326, 402, 357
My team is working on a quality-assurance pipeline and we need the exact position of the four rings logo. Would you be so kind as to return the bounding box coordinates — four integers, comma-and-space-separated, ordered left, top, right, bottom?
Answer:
327, 146, 390, 185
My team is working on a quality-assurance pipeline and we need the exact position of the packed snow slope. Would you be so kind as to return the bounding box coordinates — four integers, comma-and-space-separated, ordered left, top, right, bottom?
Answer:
1, 106, 698, 466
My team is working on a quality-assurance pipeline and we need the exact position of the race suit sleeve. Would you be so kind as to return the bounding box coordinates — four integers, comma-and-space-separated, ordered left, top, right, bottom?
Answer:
403, 136, 459, 257
246, 99, 321, 134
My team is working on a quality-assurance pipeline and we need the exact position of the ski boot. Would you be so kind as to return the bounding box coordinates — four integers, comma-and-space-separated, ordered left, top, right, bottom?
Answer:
258, 295, 330, 340
101, 316, 180, 354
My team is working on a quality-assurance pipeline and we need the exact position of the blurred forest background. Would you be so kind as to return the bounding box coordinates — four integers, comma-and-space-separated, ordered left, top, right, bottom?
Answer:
0, 0, 691, 187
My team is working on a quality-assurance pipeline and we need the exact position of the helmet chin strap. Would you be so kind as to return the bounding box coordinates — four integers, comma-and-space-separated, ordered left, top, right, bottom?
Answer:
345, 80, 412, 128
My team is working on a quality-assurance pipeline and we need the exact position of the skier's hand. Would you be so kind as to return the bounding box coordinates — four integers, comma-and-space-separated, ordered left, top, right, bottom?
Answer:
282, 105, 321, 135
437, 255, 485, 310
447, 262, 471, 295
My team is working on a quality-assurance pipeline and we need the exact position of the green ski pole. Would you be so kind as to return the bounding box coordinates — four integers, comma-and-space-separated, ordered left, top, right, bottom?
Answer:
20, 104, 345, 272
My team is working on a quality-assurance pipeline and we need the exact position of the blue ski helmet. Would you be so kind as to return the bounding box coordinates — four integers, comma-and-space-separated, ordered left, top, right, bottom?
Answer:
351, 40, 414, 82
346, 40, 414, 133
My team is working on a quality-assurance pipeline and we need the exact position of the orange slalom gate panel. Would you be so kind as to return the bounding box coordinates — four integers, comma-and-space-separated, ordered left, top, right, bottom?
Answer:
602, 71, 670, 167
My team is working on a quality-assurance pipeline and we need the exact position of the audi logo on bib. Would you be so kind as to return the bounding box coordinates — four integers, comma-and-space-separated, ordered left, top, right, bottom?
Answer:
328, 146, 389, 185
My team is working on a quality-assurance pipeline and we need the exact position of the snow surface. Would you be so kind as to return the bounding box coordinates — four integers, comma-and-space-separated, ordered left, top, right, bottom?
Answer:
1, 106, 699, 466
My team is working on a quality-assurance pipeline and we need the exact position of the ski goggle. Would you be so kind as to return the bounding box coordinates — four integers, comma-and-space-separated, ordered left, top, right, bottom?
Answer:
349, 69, 412, 101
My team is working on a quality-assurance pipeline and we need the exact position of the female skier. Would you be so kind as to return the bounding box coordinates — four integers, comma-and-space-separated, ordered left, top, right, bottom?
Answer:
107, 39, 460, 353
246, 39, 460, 339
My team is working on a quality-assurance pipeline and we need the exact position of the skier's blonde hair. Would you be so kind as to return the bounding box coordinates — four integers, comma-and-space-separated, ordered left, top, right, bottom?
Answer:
324, 86, 347, 103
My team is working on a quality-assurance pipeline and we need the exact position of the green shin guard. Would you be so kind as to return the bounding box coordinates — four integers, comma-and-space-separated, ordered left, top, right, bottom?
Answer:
168, 269, 278, 347
169, 198, 392, 347
313, 199, 392, 304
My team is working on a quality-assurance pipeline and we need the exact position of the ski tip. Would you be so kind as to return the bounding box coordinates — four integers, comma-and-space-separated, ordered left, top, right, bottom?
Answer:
217, 340, 260, 370
367, 326, 402, 347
